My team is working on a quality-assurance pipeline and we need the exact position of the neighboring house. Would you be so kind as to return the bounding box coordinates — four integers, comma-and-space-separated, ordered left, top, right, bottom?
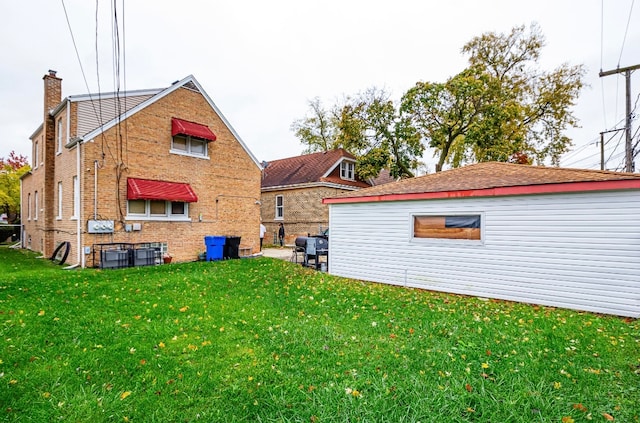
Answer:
324, 162, 640, 318
260, 149, 373, 244
21, 70, 262, 267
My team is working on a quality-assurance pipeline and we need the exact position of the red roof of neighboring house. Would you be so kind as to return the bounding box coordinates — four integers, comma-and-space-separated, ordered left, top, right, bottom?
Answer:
261, 149, 370, 189
324, 162, 640, 204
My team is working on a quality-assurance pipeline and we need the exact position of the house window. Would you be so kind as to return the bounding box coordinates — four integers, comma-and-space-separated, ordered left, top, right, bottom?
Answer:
34, 191, 38, 220
57, 182, 63, 219
340, 161, 355, 180
171, 134, 208, 158
72, 176, 79, 219
127, 200, 189, 220
275, 195, 284, 219
57, 118, 63, 153
34, 140, 39, 169
27, 193, 31, 220
413, 214, 481, 240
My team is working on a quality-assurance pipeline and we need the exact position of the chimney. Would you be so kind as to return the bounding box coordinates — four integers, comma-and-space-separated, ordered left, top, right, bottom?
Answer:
43, 69, 62, 117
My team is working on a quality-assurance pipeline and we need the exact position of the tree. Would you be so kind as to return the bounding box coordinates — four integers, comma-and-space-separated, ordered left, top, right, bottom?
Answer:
335, 88, 423, 179
291, 90, 424, 179
290, 97, 337, 154
0, 151, 30, 224
401, 24, 585, 170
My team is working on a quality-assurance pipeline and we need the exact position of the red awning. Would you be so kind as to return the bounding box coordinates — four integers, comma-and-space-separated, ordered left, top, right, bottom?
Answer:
171, 117, 216, 141
127, 178, 198, 202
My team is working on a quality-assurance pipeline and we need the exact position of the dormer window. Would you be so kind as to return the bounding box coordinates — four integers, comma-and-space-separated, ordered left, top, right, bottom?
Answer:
340, 161, 355, 180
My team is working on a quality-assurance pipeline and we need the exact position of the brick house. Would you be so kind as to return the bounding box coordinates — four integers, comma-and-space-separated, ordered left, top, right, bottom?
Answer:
260, 149, 395, 244
21, 70, 262, 267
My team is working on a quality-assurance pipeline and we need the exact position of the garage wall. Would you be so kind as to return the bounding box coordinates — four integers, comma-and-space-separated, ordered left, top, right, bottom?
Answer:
328, 190, 640, 317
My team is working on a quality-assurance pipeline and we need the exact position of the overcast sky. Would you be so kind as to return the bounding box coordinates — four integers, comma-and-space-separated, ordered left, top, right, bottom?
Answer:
1, 1, 638, 172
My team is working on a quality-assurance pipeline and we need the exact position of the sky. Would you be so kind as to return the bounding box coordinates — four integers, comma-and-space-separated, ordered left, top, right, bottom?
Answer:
1, 0, 639, 172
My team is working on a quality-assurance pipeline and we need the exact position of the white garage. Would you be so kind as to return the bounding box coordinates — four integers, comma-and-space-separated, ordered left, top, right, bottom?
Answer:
324, 162, 640, 317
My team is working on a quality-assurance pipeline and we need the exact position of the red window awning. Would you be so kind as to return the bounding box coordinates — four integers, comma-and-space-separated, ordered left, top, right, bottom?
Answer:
171, 117, 216, 141
127, 178, 198, 202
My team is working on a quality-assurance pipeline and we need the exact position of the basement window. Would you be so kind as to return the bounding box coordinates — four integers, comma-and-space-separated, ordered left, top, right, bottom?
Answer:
413, 214, 481, 241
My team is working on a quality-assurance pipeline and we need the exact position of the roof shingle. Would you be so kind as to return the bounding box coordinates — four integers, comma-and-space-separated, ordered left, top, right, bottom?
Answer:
261, 149, 369, 188
328, 162, 640, 199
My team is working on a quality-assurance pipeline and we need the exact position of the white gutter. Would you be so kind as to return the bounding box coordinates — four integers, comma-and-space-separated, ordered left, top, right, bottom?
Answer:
19, 178, 23, 248
261, 181, 364, 192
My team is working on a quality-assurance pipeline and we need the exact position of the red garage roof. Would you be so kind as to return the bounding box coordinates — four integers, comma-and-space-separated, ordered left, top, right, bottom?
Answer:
171, 117, 216, 141
127, 178, 198, 202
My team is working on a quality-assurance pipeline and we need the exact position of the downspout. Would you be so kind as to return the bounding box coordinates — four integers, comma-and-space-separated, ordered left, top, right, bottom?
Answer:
94, 160, 98, 220
76, 140, 83, 267
19, 178, 23, 248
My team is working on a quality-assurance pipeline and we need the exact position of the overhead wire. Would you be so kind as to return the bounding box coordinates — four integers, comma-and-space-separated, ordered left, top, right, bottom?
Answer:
617, 0, 635, 66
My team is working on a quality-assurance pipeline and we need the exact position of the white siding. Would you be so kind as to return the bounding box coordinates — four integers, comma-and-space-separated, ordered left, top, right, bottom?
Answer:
328, 190, 640, 317
76, 95, 154, 137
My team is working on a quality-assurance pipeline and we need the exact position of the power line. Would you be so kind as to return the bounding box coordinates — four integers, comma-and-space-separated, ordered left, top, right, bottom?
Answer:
618, 0, 636, 66
60, 0, 93, 100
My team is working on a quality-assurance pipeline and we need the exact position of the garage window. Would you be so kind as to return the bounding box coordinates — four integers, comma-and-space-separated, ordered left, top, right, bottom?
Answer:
413, 214, 481, 240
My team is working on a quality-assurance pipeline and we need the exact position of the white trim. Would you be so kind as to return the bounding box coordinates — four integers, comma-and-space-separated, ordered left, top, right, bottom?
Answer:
262, 181, 364, 192
322, 157, 356, 178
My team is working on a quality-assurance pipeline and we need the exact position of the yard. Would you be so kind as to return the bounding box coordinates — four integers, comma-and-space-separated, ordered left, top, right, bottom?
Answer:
0, 247, 638, 422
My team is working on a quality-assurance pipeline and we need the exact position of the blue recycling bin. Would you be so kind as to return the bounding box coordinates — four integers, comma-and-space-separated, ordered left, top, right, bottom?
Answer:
204, 236, 226, 261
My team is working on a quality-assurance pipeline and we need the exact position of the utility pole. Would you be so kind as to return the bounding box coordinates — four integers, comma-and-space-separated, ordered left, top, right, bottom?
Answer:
599, 64, 640, 172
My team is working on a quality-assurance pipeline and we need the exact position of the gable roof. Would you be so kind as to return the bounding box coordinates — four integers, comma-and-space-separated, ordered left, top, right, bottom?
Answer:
261, 148, 370, 190
64, 76, 261, 169
324, 162, 640, 204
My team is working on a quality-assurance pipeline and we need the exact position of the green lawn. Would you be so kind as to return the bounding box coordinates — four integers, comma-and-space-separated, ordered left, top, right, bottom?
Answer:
0, 248, 638, 422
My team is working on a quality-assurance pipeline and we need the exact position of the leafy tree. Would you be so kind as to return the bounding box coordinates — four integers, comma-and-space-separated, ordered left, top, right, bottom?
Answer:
291, 90, 424, 179
0, 151, 30, 223
401, 24, 585, 170
335, 88, 423, 179
290, 97, 337, 154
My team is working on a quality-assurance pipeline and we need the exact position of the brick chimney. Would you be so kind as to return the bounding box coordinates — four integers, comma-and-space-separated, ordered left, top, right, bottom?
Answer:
42, 70, 62, 258
43, 70, 62, 116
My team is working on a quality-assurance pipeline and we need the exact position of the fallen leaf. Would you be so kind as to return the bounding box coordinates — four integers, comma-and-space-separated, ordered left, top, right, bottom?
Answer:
602, 413, 614, 421
572, 403, 588, 412
120, 391, 131, 400
465, 383, 472, 392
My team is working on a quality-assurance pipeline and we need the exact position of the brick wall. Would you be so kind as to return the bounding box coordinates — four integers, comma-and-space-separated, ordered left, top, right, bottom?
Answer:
260, 185, 351, 245
80, 86, 261, 265
22, 77, 261, 266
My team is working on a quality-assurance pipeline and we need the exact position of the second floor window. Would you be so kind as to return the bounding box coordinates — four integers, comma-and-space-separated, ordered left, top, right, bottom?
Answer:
171, 135, 208, 158
57, 119, 63, 153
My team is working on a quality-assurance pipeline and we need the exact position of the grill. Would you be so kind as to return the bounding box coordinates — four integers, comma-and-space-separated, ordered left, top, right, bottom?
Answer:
294, 236, 328, 270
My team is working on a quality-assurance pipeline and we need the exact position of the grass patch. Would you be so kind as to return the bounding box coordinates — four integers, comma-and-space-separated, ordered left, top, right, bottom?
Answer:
0, 247, 639, 422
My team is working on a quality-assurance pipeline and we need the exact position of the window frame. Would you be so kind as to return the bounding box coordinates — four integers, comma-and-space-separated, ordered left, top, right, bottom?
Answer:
57, 181, 63, 219
126, 199, 190, 221
33, 140, 39, 169
56, 118, 63, 154
170, 134, 209, 159
340, 161, 355, 180
411, 213, 484, 243
275, 195, 284, 220
71, 176, 79, 220
34, 191, 38, 221
27, 193, 31, 221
